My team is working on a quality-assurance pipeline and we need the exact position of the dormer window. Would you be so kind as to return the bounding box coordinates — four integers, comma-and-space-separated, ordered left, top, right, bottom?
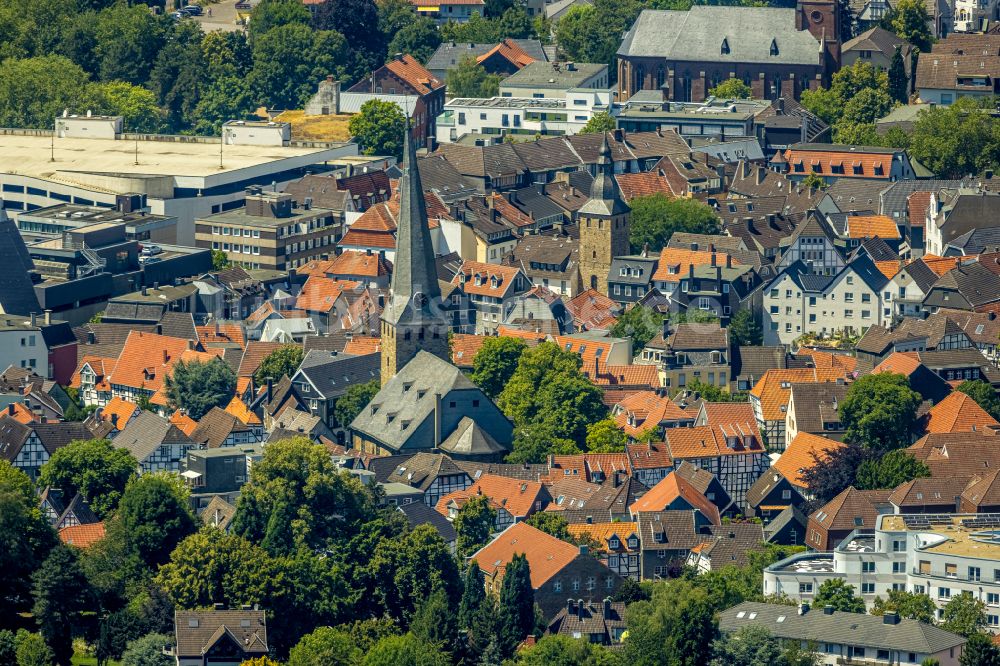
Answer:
628, 536, 638, 548
721, 38, 730, 55
770, 39, 779, 56
609, 537, 620, 549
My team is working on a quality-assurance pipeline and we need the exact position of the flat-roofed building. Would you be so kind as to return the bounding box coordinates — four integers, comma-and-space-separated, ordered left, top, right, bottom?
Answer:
17, 204, 178, 245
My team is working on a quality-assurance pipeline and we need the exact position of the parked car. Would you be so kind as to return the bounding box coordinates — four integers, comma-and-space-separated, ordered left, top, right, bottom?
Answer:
139, 255, 162, 265
140, 244, 163, 256
183, 4, 203, 14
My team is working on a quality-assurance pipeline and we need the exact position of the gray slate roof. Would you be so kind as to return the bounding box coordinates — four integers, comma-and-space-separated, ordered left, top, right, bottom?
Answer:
618, 7, 822, 65
438, 416, 507, 457
719, 602, 966, 654
398, 501, 457, 543
115, 411, 195, 462
174, 609, 268, 659
294, 350, 380, 399
0, 210, 41, 316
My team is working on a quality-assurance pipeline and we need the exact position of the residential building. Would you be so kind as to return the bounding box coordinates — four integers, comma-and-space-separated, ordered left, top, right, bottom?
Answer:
784, 381, 848, 445
545, 599, 627, 646
188, 407, 262, 449
842, 28, 913, 80
782, 144, 916, 184
566, 522, 642, 580
657, 322, 730, 392
181, 445, 263, 509
923, 261, 1000, 314
383, 452, 473, 507
426, 39, 546, 82
171, 607, 268, 666
925, 189, 1000, 257
348, 54, 445, 147
114, 411, 197, 474
686, 403, 770, 505
718, 602, 965, 665
749, 367, 847, 451
0, 418, 98, 479
290, 350, 379, 428
451, 261, 531, 333
472, 522, 624, 617
916, 34, 1000, 104
807, 486, 893, 550
195, 190, 341, 271
634, 510, 705, 578
629, 471, 722, 525
409, 0, 485, 24
436, 474, 550, 528
774, 431, 844, 498
616, 3, 840, 102
499, 62, 609, 99
608, 252, 657, 305
687, 522, 766, 572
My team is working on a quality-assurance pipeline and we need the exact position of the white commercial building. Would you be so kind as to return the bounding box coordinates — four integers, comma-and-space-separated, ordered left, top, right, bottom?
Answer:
764, 513, 1000, 632
437, 90, 612, 144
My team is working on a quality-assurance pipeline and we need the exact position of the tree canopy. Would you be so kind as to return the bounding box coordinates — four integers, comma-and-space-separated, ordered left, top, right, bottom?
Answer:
811, 579, 865, 613
348, 99, 407, 159
941, 591, 987, 637
470, 336, 528, 399
37, 438, 136, 518
709, 78, 753, 99
164, 357, 237, 420
579, 111, 617, 134
334, 379, 381, 428
854, 449, 930, 490
871, 590, 935, 624
628, 194, 721, 253
454, 495, 496, 558
446, 56, 503, 99
254, 345, 305, 385
610, 305, 661, 352
957, 379, 1000, 420
839, 372, 921, 450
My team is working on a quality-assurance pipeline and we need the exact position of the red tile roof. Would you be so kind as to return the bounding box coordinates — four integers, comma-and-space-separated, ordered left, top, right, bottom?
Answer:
384, 54, 445, 95
436, 474, 546, 519
628, 472, 721, 524
775, 432, 845, 488
615, 171, 676, 201
343, 336, 381, 355
908, 191, 932, 228
5, 402, 36, 424
845, 215, 901, 240
626, 441, 673, 470
59, 522, 106, 548
566, 289, 621, 330
783, 148, 901, 180
750, 368, 847, 421
652, 248, 740, 282
872, 352, 922, 377
326, 250, 392, 277
472, 522, 580, 589
195, 324, 245, 349
476, 39, 535, 69
923, 391, 1000, 434
451, 334, 488, 368
108, 332, 197, 393
295, 276, 360, 313
69, 356, 115, 390
453, 261, 527, 299
169, 411, 198, 436
613, 391, 692, 436
100, 396, 139, 430
583, 362, 659, 388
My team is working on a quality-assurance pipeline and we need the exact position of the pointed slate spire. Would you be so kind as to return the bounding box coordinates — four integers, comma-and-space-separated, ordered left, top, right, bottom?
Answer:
579, 132, 630, 217
382, 126, 445, 326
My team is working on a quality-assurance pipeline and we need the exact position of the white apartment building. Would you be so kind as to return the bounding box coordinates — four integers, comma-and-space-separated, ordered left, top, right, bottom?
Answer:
763, 258, 892, 346
437, 90, 612, 144
764, 513, 1000, 632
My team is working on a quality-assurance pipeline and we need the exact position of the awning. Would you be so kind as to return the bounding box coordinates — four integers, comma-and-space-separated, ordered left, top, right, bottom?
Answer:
416, 5, 440, 10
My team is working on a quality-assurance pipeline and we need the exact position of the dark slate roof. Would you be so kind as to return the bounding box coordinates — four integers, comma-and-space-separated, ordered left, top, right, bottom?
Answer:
294, 350, 380, 399
454, 460, 549, 481
59, 493, 99, 526
719, 602, 966, 654
848, 255, 891, 293
931, 261, 1000, 307
506, 185, 568, 222
946, 226, 1000, 255
437, 416, 507, 457
824, 179, 891, 213
547, 600, 626, 640
746, 467, 795, 508
201, 495, 237, 531
302, 332, 352, 354
880, 179, 966, 219
668, 322, 728, 351
102, 301, 165, 323
699, 523, 765, 568
674, 461, 723, 498
0, 415, 32, 462
0, 210, 41, 316
386, 452, 471, 491
788, 382, 849, 433
417, 154, 479, 200
32, 422, 98, 456
158, 312, 198, 341
398, 501, 457, 543
115, 411, 195, 462
633, 510, 703, 550
731, 346, 788, 381
851, 236, 900, 263
763, 504, 808, 541
900, 258, 940, 294
426, 39, 546, 74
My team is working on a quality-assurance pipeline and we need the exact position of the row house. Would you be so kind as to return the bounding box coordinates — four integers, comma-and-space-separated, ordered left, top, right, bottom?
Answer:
749, 367, 848, 451
435, 474, 550, 530
763, 256, 892, 346
686, 402, 770, 505
567, 522, 642, 580
115, 411, 197, 474
383, 452, 474, 508
0, 417, 97, 480
452, 261, 532, 334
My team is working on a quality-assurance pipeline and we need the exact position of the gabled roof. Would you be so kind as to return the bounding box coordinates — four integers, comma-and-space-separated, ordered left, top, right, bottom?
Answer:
472, 522, 580, 588
398, 501, 457, 543
775, 432, 845, 488
386, 452, 470, 491
633, 509, 703, 550
750, 368, 847, 421
108, 331, 197, 393
99, 396, 139, 430
174, 609, 268, 659
190, 407, 251, 448
922, 391, 1000, 434
629, 471, 721, 524
844, 215, 901, 240
438, 416, 507, 457
195, 324, 245, 349
201, 495, 237, 531
382, 54, 444, 95
810, 486, 891, 532
909, 432, 1000, 477
843, 27, 911, 56
436, 473, 547, 519
566, 522, 639, 551
294, 349, 380, 400
452, 261, 528, 299
59, 521, 106, 548
295, 276, 359, 313
889, 476, 971, 507
237, 341, 287, 378
652, 248, 740, 282
115, 411, 195, 462
326, 250, 393, 278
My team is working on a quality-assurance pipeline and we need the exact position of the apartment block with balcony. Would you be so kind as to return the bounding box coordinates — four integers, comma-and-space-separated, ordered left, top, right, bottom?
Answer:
195, 189, 342, 271
764, 513, 1000, 632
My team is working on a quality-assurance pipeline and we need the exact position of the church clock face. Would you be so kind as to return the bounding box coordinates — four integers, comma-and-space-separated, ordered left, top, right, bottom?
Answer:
413, 292, 427, 309
811, 10, 824, 22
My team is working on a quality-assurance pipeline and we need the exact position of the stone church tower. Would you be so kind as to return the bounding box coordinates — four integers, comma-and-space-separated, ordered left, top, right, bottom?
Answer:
578, 133, 631, 295
380, 130, 450, 385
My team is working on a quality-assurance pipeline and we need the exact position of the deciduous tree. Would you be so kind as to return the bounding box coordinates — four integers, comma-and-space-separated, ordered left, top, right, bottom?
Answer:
871, 590, 935, 623
957, 379, 1000, 420
729, 309, 762, 346
32, 545, 93, 665
164, 357, 237, 420
254, 345, 305, 385
709, 78, 753, 99
287, 627, 360, 666
941, 591, 987, 637
387, 16, 442, 63
855, 449, 930, 489
454, 495, 497, 559
38, 438, 136, 518
710, 625, 781, 666
334, 379, 381, 428
524, 512, 569, 540
891, 0, 933, 52
628, 194, 721, 253
586, 418, 627, 453
117, 473, 197, 568
623, 579, 717, 666
348, 98, 407, 159
839, 372, 921, 450
519, 634, 621, 665
362, 633, 450, 666
812, 579, 864, 613
610, 305, 660, 352
120, 633, 173, 666
446, 56, 503, 99
960, 632, 1000, 666
579, 111, 616, 134
470, 336, 527, 399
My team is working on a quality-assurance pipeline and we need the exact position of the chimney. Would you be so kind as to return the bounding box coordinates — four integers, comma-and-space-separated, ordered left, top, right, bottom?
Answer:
6, 404, 13, 416
883, 612, 900, 625
110, 413, 118, 428
755, 167, 765, 186
568, 598, 576, 615
266, 377, 273, 404
603, 597, 612, 618
711, 252, 717, 267
434, 392, 442, 447
823, 605, 834, 615
798, 603, 809, 615
29, 313, 36, 327
44, 310, 51, 326
141, 286, 147, 296
162, 349, 169, 364
577, 598, 585, 620
579, 544, 588, 555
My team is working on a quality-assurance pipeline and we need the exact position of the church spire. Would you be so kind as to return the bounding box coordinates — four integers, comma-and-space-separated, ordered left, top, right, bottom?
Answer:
382, 127, 444, 327
579, 132, 630, 217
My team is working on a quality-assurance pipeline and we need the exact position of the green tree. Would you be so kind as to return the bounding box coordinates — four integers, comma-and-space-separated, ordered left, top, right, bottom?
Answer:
586, 418, 627, 452
194, 77, 256, 136
498, 342, 607, 456
579, 111, 616, 134
32, 545, 92, 665
85, 80, 166, 133
888, 46, 908, 104
231, 437, 376, 554
254, 345, 305, 385
800, 172, 827, 191
518, 634, 621, 665
855, 449, 930, 489
454, 495, 497, 559
833, 122, 881, 146
249, 0, 311, 41
0, 461, 57, 622
907, 97, 1000, 178
524, 512, 569, 540
961, 632, 1000, 666
498, 7, 533, 38
410, 586, 460, 658
348, 98, 407, 159
496, 553, 534, 658
839, 372, 921, 450
470, 336, 528, 399
37, 438, 136, 518
14, 631, 54, 666
458, 561, 494, 659
0, 55, 89, 129
446, 56, 503, 99
891, 0, 933, 52
333, 379, 381, 428
623, 579, 717, 666
610, 305, 660, 352
120, 633, 173, 666
118, 473, 197, 568
710, 624, 781, 666
362, 633, 449, 666
251, 24, 350, 109
311, 0, 384, 81
812, 579, 864, 613
484, 0, 515, 17
870, 590, 935, 624
0, 630, 13, 665
379, 0, 419, 46
729, 309, 762, 346
211, 249, 232, 270
287, 626, 360, 666
709, 78, 753, 99
840, 87, 894, 126
628, 194, 721, 253
164, 357, 237, 420
387, 16, 442, 63
440, 13, 501, 43
799, 86, 841, 126
957, 379, 1000, 420
941, 591, 987, 637
93, 3, 168, 84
